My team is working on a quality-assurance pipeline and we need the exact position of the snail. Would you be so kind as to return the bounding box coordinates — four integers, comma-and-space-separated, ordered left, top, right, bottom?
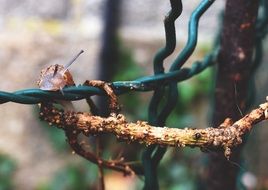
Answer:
37, 50, 84, 111
37, 50, 84, 92
37, 49, 120, 113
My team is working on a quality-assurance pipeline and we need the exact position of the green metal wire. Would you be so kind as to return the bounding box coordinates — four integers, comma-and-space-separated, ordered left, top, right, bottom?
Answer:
0, 3, 216, 188
0, 2, 217, 189
170, 0, 215, 71
154, 1, 215, 189
142, 0, 182, 189
0, 1, 267, 190
0, 1, 216, 107
0, 54, 215, 105
164, 0, 215, 126
1, 0, 267, 189
142, 0, 215, 189
0, 2, 216, 189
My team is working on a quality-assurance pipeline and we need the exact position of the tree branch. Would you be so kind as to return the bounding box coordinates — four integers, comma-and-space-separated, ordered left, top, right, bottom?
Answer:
40, 97, 268, 160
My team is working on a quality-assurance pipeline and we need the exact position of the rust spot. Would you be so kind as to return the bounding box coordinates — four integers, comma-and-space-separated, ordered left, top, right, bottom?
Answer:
240, 22, 251, 30
231, 73, 242, 82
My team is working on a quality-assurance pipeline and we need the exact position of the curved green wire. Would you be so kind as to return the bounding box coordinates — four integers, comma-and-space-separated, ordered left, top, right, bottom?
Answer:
148, 0, 182, 124
0, 1, 266, 190
143, 0, 182, 189
0, 54, 215, 105
0, 1, 216, 106
149, 0, 215, 176
153, 0, 182, 74
153, 0, 215, 127
170, 0, 215, 71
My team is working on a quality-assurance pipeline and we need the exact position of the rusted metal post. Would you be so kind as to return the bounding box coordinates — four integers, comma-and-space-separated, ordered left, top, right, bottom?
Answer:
206, 0, 259, 189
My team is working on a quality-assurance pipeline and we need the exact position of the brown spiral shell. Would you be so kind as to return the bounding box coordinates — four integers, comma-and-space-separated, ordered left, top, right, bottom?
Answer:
37, 64, 75, 91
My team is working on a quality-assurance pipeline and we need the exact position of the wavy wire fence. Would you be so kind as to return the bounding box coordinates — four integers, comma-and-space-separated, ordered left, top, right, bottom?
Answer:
0, 0, 267, 189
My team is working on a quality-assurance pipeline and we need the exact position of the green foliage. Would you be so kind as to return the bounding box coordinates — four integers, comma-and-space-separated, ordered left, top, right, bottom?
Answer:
113, 43, 148, 120
33, 106, 68, 152
113, 45, 143, 81
178, 67, 213, 109
0, 154, 16, 190
44, 127, 68, 152
166, 67, 213, 129
37, 162, 98, 190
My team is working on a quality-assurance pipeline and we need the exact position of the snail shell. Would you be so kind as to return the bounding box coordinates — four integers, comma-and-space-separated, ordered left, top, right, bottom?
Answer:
37, 64, 75, 91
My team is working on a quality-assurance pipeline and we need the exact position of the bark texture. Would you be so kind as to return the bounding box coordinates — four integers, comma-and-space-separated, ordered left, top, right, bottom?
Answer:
206, 0, 259, 189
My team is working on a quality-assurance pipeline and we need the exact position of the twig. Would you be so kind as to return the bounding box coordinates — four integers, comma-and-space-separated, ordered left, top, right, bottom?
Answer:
64, 127, 134, 175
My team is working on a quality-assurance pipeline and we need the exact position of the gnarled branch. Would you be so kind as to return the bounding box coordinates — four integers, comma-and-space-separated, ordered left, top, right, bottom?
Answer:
40, 98, 268, 160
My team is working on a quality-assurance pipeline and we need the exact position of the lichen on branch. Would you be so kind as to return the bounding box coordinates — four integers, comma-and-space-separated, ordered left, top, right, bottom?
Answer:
37, 68, 268, 173
40, 97, 268, 160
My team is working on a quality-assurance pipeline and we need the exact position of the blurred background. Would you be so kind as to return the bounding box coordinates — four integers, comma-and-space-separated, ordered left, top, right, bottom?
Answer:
0, 0, 267, 189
